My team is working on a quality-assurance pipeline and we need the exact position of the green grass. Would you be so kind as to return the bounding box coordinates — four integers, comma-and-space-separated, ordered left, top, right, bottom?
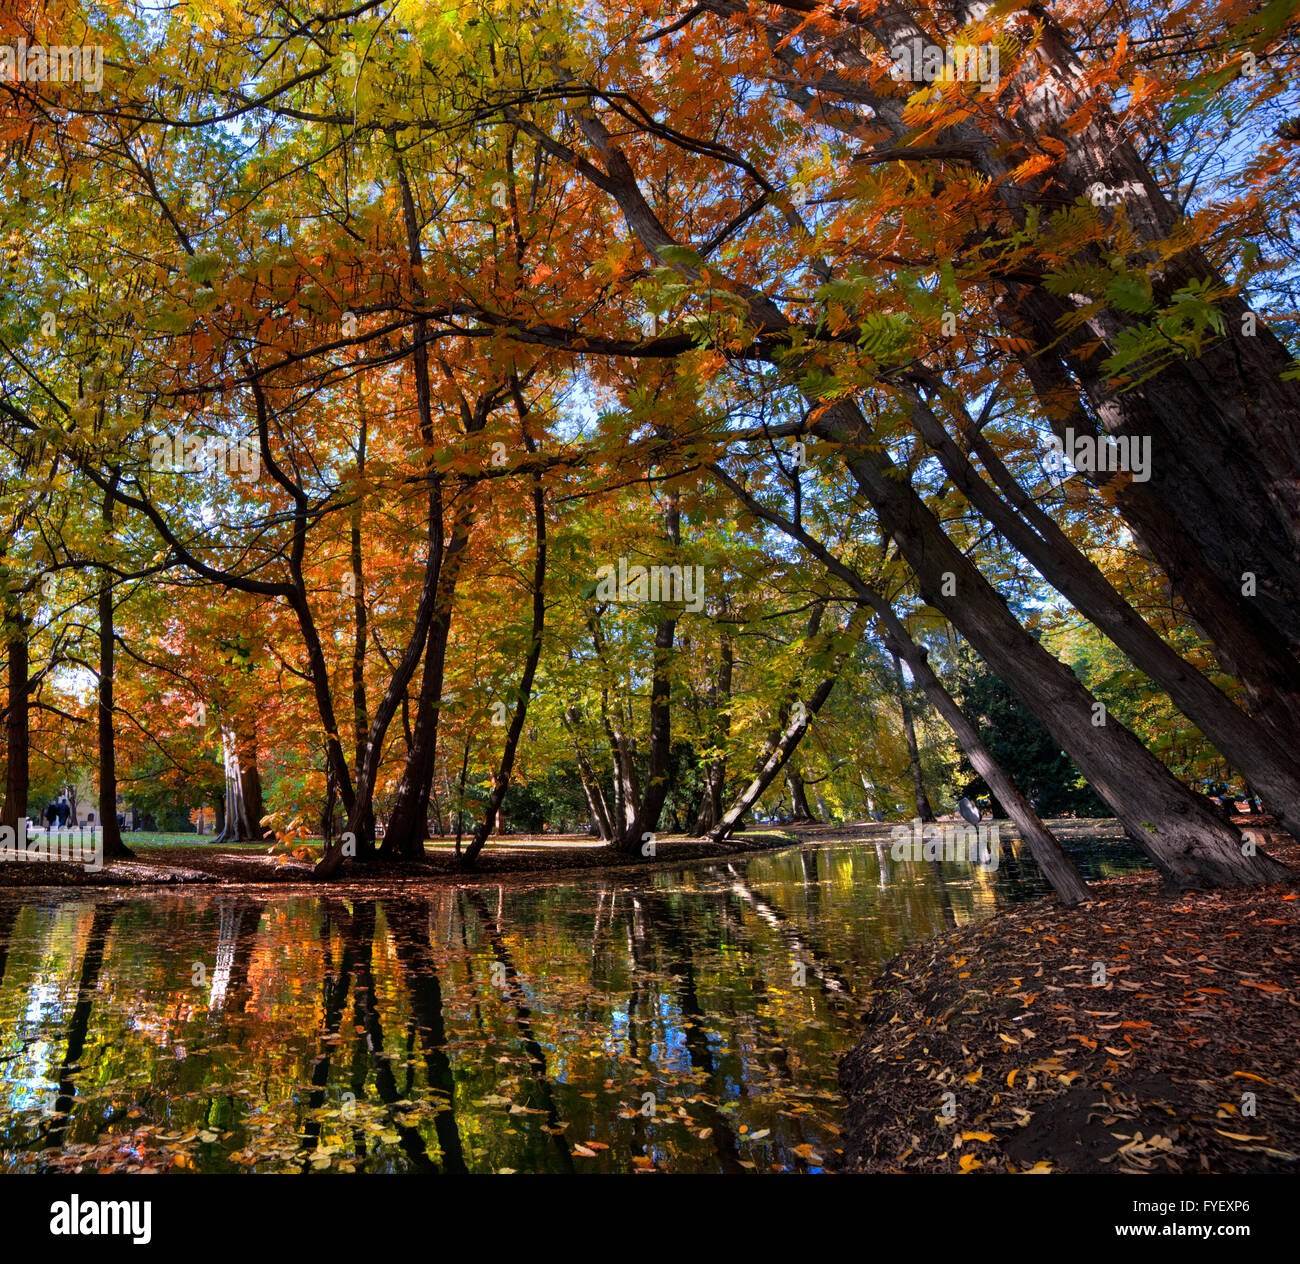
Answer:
126, 832, 270, 850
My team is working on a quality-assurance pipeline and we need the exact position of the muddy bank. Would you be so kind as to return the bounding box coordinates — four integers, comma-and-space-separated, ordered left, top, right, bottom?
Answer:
0, 827, 804, 888
838, 831, 1300, 1173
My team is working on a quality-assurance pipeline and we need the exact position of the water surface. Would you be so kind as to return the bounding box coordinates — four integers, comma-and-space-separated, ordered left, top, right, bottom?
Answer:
0, 824, 1144, 1173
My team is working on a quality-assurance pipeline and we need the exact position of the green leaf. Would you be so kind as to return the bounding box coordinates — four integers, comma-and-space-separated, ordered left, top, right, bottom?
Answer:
1105, 273, 1153, 314
183, 252, 223, 286
655, 244, 704, 270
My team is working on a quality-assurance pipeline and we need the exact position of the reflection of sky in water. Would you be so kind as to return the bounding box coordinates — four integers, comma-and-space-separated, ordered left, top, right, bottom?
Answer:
0, 826, 1147, 1173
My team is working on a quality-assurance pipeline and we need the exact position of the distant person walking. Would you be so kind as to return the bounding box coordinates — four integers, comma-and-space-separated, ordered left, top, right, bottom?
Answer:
56, 799, 71, 826
43, 801, 58, 828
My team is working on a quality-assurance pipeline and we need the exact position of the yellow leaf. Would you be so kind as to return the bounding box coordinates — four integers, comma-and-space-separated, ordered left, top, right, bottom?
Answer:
961, 1132, 995, 1142
958, 1154, 983, 1172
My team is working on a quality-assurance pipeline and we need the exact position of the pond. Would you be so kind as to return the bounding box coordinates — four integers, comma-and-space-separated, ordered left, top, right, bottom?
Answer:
0, 823, 1145, 1174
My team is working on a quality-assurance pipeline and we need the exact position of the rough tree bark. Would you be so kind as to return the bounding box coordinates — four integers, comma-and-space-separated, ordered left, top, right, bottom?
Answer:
618, 485, 683, 853
786, 768, 819, 822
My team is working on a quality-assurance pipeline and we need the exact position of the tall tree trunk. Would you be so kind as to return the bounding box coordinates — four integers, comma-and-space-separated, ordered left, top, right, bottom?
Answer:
786, 768, 818, 822
566, 710, 614, 842
1, 621, 28, 833
739, 0, 1300, 734
235, 723, 266, 840
617, 485, 682, 853
549, 102, 1288, 889
816, 402, 1290, 889
591, 618, 641, 834
692, 613, 733, 836
464, 445, 547, 868
1002, 312, 1300, 755
349, 380, 376, 856
382, 505, 474, 859
97, 477, 131, 860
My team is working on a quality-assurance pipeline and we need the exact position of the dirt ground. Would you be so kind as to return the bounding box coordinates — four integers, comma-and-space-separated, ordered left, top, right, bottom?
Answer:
838, 826, 1300, 1174
0, 827, 801, 887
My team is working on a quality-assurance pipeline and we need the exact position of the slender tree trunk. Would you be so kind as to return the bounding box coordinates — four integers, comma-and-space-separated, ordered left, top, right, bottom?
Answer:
464, 455, 547, 867
349, 383, 376, 856
564, 706, 614, 841
741, 0, 1300, 732
891, 648, 935, 823
712, 468, 1094, 903
551, 103, 1287, 890
692, 615, 733, 836
858, 771, 877, 820
729, 406, 1289, 889
1, 622, 28, 833
618, 486, 682, 853
383, 505, 473, 859
97, 477, 131, 859
592, 619, 641, 834
711, 606, 871, 841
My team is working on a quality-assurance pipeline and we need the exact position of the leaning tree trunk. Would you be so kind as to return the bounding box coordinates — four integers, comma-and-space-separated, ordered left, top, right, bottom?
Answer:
711, 465, 1093, 905
891, 648, 935, 823
818, 396, 1290, 890
565, 708, 614, 841
555, 102, 1288, 890
711, 606, 871, 841
737, 0, 1300, 742
1002, 310, 1300, 756
905, 381, 1300, 840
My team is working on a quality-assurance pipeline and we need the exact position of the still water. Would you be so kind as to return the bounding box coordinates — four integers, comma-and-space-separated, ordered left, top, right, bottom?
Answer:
0, 825, 1143, 1174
